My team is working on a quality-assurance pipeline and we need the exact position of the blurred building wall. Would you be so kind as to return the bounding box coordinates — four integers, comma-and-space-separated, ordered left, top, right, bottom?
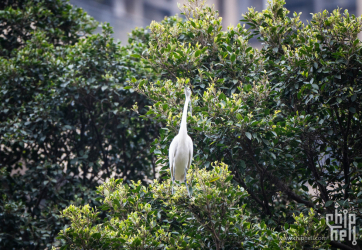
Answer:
69, 0, 361, 45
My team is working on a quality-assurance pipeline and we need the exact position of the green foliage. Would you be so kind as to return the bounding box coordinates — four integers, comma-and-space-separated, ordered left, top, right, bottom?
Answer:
243, 0, 362, 225
129, 0, 362, 248
5, 0, 361, 248
0, 0, 157, 249
58, 164, 329, 249
0, 0, 96, 57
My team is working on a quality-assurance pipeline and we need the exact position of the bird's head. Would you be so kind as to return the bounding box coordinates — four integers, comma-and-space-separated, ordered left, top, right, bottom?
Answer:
184, 85, 192, 99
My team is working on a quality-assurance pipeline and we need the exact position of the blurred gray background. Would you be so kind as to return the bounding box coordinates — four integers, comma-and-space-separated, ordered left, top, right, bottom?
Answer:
69, 0, 362, 46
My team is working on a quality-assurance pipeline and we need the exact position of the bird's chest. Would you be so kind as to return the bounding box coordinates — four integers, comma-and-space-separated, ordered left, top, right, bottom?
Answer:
174, 142, 189, 172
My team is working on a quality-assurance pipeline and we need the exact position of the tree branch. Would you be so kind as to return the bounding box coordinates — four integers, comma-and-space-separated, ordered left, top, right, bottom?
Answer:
330, 241, 359, 250
89, 112, 110, 178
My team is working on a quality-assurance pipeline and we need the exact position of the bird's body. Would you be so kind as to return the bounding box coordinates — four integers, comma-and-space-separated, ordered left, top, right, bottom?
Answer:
169, 133, 193, 181
169, 86, 193, 196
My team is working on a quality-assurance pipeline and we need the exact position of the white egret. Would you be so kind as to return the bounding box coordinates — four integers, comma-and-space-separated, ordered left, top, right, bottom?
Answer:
169, 86, 193, 197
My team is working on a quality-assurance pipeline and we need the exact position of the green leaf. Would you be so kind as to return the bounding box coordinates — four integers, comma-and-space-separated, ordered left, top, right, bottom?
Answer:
349, 107, 356, 113
231, 54, 236, 62
219, 92, 226, 101
225, 176, 233, 182
325, 201, 333, 207
131, 54, 141, 58
113, 199, 121, 207
245, 132, 252, 140
321, 83, 326, 91
207, 25, 213, 33
92, 232, 101, 239
244, 84, 252, 91
60, 245, 68, 250
321, 218, 326, 225
297, 90, 302, 99
209, 177, 220, 182
240, 160, 246, 169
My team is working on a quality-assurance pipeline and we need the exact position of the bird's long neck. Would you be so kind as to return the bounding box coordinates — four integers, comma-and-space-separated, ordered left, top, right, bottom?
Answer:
179, 96, 190, 136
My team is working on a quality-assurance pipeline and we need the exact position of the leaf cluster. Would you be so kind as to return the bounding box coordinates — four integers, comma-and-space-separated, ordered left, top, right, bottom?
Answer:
130, 0, 362, 248
58, 163, 329, 249
0, 1, 158, 249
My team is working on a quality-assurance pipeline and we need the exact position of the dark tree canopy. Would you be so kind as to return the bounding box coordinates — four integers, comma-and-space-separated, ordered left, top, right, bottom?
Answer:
0, 0, 95, 57
1, 0, 362, 249
0, 0, 157, 249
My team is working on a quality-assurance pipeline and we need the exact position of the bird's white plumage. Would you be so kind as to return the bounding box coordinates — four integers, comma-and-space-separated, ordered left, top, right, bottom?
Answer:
169, 134, 193, 181
169, 86, 193, 196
